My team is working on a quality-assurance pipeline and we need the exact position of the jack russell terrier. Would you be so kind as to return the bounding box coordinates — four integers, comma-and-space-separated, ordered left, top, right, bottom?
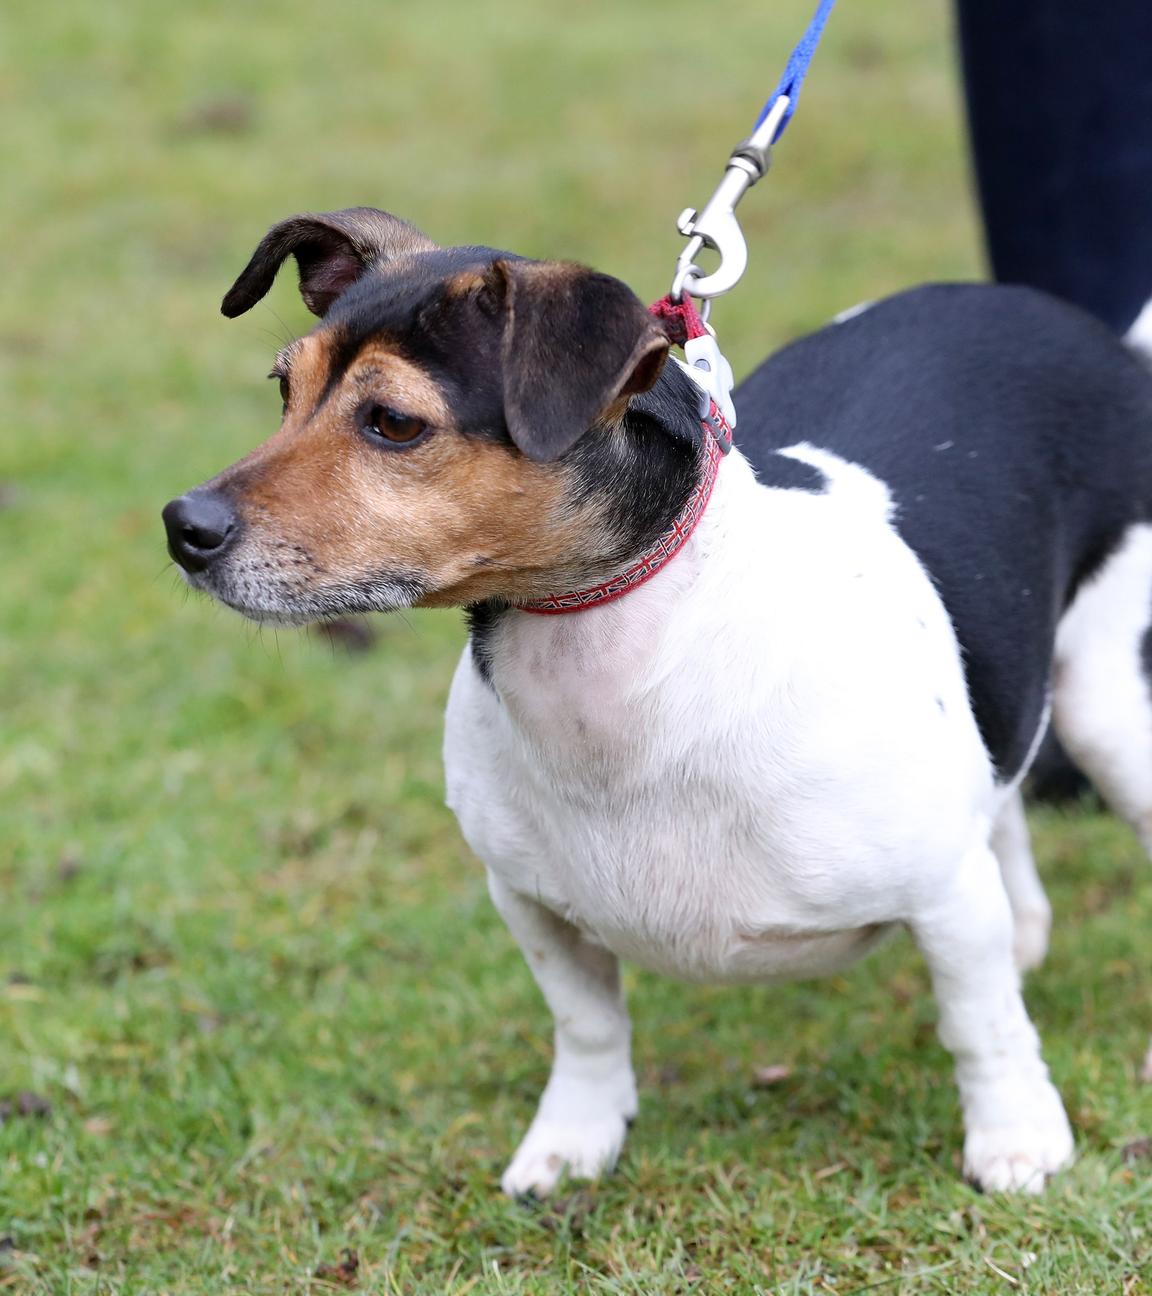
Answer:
163, 208, 1152, 1196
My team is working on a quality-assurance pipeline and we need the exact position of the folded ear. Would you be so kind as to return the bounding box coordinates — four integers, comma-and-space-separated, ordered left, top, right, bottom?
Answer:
221, 207, 437, 318
492, 260, 671, 462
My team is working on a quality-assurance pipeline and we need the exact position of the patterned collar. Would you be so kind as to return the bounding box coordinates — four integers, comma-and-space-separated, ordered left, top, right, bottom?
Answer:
518, 399, 732, 616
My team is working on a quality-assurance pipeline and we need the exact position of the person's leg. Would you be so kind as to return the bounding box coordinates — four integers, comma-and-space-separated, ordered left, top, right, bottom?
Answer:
956, 0, 1152, 335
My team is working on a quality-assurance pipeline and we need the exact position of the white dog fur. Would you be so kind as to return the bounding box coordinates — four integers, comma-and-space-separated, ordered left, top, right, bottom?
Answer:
446, 444, 1086, 1195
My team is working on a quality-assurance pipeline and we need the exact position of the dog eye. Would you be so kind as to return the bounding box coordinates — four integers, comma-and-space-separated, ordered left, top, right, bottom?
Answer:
268, 371, 290, 412
360, 404, 429, 447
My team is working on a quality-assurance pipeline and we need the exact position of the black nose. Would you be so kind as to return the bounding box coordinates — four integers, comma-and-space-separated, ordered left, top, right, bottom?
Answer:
162, 491, 239, 573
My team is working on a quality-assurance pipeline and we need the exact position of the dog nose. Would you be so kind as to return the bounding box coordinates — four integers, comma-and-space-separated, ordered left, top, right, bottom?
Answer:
162, 491, 239, 573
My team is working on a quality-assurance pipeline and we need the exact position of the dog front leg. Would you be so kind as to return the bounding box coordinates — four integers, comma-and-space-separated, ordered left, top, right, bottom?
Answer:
912, 843, 1074, 1193
488, 873, 637, 1197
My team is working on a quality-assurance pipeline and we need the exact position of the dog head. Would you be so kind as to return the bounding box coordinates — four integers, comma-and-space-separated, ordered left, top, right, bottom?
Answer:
162, 207, 703, 622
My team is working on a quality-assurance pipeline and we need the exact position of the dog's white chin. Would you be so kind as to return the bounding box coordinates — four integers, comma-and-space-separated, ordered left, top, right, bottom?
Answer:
179, 564, 423, 623
177, 572, 303, 626
205, 579, 419, 624
219, 600, 317, 627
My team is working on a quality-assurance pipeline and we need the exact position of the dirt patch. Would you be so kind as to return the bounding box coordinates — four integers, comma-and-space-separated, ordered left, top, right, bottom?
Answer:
314, 1249, 360, 1288
0, 1091, 51, 1122
1121, 1135, 1152, 1164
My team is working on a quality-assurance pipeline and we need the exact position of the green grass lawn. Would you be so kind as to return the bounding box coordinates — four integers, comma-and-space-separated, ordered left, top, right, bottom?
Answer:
2, 0, 1150, 1291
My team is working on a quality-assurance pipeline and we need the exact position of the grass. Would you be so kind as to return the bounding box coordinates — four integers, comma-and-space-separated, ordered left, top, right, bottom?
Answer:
2, 0, 1150, 1290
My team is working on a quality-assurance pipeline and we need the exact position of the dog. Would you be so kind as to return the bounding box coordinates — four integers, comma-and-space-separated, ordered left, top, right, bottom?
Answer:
163, 207, 1152, 1196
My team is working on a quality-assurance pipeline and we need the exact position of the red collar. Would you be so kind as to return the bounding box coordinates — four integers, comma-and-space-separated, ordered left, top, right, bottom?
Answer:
519, 396, 732, 616
519, 293, 731, 617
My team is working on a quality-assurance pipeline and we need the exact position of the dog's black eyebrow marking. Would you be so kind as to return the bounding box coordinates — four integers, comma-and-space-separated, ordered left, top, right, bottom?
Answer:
301, 325, 366, 417
312, 324, 359, 413
325, 323, 375, 389
309, 338, 433, 423
309, 324, 419, 418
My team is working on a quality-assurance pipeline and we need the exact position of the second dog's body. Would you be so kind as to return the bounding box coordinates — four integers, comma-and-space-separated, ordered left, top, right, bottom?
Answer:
163, 210, 1152, 1200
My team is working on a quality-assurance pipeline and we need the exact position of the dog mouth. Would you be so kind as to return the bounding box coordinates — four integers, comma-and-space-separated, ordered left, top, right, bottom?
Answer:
179, 562, 429, 625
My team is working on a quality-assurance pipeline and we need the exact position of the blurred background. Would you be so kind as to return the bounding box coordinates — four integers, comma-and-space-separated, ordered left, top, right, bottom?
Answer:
1, 1, 1149, 1291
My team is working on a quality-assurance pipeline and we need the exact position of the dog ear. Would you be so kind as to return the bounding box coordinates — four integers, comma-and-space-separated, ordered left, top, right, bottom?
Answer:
490, 260, 671, 463
221, 208, 437, 318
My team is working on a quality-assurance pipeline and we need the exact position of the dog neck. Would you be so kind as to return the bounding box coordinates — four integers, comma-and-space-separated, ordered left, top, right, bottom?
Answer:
519, 409, 728, 614
466, 362, 733, 684
465, 446, 756, 737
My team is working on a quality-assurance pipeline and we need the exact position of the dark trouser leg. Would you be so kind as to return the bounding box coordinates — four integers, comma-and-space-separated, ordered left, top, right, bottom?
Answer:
956, 0, 1152, 335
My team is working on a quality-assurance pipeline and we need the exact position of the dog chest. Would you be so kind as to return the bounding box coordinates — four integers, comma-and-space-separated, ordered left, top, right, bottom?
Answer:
443, 458, 994, 984
445, 702, 902, 982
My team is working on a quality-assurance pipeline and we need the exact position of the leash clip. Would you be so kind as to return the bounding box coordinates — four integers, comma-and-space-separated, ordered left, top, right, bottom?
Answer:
679, 333, 737, 429
671, 94, 791, 303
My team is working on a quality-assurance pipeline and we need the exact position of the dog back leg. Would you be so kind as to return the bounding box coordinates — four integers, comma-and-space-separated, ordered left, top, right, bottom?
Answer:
992, 790, 1052, 972
912, 841, 1074, 1192
487, 873, 638, 1197
1052, 523, 1152, 1078
1052, 524, 1152, 856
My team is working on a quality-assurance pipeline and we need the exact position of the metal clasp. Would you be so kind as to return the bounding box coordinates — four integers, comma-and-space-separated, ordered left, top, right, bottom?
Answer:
671, 94, 791, 302
681, 332, 737, 429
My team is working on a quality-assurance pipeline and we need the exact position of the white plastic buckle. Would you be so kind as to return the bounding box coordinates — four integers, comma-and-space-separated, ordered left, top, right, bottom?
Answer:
679, 332, 737, 429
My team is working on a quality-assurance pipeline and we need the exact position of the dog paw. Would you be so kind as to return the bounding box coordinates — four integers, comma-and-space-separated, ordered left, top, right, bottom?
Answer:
963, 1107, 1074, 1193
1012, 905, 1051, 972
501, 1112, 629, 1197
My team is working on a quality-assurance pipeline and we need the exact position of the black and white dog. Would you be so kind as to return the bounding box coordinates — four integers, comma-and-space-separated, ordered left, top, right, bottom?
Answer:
163, 208, 1152, 1195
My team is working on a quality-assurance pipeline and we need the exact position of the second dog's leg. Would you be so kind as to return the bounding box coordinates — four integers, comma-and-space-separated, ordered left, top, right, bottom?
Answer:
913, 843, 1074, 1193
991, 791, 1052, 972
489, 874, 637, 1197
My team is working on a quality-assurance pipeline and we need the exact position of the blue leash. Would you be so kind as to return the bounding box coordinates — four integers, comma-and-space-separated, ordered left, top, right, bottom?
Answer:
756, 0, 838, 140
663, 0, 839, 425
671, 0, 838, 304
